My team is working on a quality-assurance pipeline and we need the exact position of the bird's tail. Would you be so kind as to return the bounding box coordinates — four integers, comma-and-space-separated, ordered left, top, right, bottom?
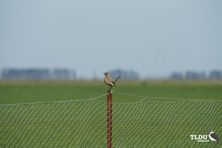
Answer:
113, 75, 120, 85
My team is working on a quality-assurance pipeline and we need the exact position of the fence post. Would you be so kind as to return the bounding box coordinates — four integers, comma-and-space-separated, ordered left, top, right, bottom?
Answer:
107, 89, 112, 148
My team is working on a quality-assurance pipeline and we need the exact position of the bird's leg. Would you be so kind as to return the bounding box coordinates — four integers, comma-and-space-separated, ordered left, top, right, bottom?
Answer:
109, 86, 113, 94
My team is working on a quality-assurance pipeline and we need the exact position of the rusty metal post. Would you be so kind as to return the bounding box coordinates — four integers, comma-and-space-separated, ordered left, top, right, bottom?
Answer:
107, 90, 112, 148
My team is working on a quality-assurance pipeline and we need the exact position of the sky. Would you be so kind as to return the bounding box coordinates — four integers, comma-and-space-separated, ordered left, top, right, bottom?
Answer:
1, 0, 222, 79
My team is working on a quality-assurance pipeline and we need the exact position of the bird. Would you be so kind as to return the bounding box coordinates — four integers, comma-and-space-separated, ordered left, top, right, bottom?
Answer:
104, 72, 120, 89
209, 130, 219, 144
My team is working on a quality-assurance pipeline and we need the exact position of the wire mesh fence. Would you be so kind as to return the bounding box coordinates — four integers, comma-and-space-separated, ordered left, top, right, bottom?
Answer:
0, 93, 221, 147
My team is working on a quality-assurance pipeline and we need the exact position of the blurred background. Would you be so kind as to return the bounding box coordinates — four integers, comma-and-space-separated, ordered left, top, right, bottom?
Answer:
1, 0, 222, 81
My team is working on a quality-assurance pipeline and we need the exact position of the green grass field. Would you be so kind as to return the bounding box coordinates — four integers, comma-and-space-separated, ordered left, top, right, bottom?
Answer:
0, 80, 222, 104
0, 80, 222, 147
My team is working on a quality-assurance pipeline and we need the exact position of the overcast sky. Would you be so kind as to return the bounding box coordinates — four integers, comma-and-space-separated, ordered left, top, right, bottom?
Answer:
1, 0, 222, 78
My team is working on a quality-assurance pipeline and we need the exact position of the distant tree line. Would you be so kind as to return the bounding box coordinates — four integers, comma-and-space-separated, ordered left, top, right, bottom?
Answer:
1, 68, 76, 80
170, 70, 222, 80
1, 68, 222, 80
109, 69, 140, 80
0, 68, 140, 81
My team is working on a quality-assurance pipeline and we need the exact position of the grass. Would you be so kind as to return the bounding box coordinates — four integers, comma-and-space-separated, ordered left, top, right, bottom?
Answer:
0, 80, 222, 104
0, 80, 222, 147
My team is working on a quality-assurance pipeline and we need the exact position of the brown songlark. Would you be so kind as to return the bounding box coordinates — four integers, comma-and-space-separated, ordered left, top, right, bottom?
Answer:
104, 72, 120, 89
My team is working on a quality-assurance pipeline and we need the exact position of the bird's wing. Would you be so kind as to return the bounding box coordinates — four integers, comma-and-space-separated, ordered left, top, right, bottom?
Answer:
106, 76, 113, 82
113, 75, 120, 83
105, 76, 114, 86
211, 133, 219, 144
